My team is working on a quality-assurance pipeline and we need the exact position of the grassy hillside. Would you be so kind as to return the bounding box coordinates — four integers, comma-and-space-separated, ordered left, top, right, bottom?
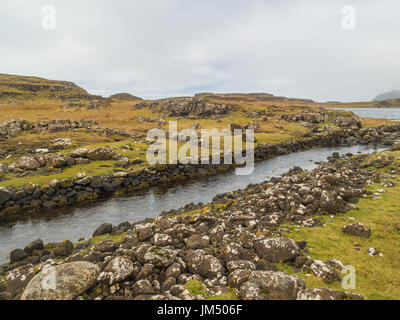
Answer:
0, 73, 96, 103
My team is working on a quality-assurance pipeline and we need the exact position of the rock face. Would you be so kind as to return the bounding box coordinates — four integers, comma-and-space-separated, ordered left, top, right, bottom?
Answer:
297, 288, 364, 300
254, 238, 300, 263
21, 262, 99, 300
239, 271, 305, 300
342, 223, 371, 238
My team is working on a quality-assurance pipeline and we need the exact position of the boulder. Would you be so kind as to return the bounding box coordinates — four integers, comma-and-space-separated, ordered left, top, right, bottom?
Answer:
342, 223, 371, 238
24, 239, 44, 254
16, 156, 40, 170
132, 279, 155, 296
254, 237, 300, 263
21, 261, 100, 300
10, 249, 29, 263
6, 264, 36, 295
92, 223, 113, 237
185, 250, 225, 279
185, 234, 211, 249
0, 187, 13, 205
98, 256, 136, 285
53, 240, 73, 257
310, 260, 341, 284
239, 270, 305, 300
144, 246, 176, 267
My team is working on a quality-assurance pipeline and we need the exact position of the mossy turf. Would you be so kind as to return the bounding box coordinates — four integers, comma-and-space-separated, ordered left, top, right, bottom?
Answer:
184, 279, 239, 300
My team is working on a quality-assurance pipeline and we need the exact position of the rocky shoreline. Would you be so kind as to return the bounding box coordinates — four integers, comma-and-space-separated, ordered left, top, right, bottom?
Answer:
0, 141, 399, 300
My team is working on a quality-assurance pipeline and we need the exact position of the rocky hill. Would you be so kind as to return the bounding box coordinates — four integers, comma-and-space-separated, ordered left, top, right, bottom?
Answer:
0, 74, 98, 103
109, 93, 142, 101
374, 90, 400, 101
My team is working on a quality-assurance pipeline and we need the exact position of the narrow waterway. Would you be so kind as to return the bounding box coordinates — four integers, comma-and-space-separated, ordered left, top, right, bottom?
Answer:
0, 144, 386, 263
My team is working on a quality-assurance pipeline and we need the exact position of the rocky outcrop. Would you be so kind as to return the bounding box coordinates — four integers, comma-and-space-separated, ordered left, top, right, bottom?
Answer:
148, 97, 234, 118
281, 112, 362, 129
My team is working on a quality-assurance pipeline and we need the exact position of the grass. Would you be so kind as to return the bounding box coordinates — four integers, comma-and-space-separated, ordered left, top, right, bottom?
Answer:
282, 156, 400, 300
184, 279, 239, 300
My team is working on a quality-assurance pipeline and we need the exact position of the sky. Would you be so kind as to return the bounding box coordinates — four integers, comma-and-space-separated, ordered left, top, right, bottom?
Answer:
0, 0, 399, 102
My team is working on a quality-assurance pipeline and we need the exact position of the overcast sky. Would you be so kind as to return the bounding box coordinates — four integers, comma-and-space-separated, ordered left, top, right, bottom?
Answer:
0, 1, 399, 102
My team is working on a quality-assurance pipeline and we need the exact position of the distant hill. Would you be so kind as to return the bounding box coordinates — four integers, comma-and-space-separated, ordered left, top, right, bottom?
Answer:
0, 73, 99, 103
374, 90, 400, 101
109, 93, 142, 101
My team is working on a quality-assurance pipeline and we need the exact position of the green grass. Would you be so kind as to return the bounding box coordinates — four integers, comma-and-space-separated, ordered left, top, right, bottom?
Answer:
184, 279, 239, 300
0, 160, 116, 188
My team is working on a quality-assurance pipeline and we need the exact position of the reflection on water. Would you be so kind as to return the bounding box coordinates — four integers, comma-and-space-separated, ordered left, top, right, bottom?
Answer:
0, 145, 385, 263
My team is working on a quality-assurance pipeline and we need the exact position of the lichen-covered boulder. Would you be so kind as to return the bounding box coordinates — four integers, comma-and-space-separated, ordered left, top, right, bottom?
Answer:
221, 242, 255, 263
254, 237, 300, 263
185, 234, 210, 249
16, 156, 40, 170
153, 233, 173, 246
297, 288, 364, 300
239, 270, 305, 300
144, 246, 176, 267
98, 256, 136, 285
132, 279, 155, 296
226, 260, 256, 272
92, 239, 119, 253
227, 269, 251, 288
310, 260, 341, 284
185, 250, 225, 279
21, 261, 99, 300
6, 264, 36, 296
135, 223, 155, 241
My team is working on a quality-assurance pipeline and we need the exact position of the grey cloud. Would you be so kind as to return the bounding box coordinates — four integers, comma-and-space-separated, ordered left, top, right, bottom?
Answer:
0, 0, 399, 101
